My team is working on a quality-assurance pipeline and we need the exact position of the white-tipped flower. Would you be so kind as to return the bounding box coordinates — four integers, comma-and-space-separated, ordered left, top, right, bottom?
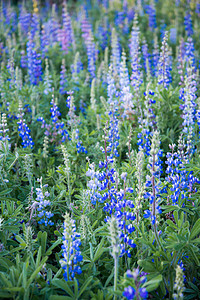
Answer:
173, 265, 185, 300
107, 216, 121, 259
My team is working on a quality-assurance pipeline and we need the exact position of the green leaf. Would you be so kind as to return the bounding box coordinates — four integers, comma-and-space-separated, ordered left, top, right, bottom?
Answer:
26, 256, 48, 287
94, 238, 106, 261
51, 279, 74, 297
2, 287, 24, 292
0, 189, 12, 196
0, 272, 13, 288
74, 278, 79, 297
46, 239, 62, 256
15, 235, 26, 247
173, 211, 178, 225
104, 269, 114, 288
137, 260, 156, 273
49, 296, 73, 300
37, 231, 47, 255
190, 219, 200, 241
188, 246, 200, 265
143, 275, 163, 292
36, 246, 42, 267
78, 276, 93, 297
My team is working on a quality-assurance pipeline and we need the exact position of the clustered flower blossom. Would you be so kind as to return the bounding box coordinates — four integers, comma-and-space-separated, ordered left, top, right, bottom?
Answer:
100, 106, 120, 157
60, 58, 68, 95
17, 101, 34, 148
157, 31, 172, 89
86, 125, 136, 257
143, 131, 163, 225
130, 15, 143, 95
38, 95, 70, 143
0, 113, 10, 142
123, 269, 148, 300
184, 11, 193, 37
145, 2, 157, 31
35, 178, 54, 226
119, 51, 134, 117
26, 32, 42, 85
165, 141, 199, 206
60, 212, 82, 281
137, 87, 156, 156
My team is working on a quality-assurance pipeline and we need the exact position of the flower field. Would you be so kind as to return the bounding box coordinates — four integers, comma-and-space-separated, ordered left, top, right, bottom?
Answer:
0, 0, 200, 299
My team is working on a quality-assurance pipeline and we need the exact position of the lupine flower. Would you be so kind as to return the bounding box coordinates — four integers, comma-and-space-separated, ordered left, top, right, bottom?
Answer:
185, 37, 196, 71
0, 113, 10, 142
123, 269, 148, 300
38, 95, 70, 143
180, 61, 197, 156
111, 28, 120, 78
27, 32, 42, 85
66, 91, 78, 127
96, 20, 109, 50
35, 179, 54, 226
177, 38, 186, 85
66, 91, 87, 153
86, 161, 106, 205
17, 101, 34, 148
19, 6, 31, 34
151, 36, 159, 76
71, 52, 83, 83
90, 78, 96, 111
41, 25, 49, 58
123, 286, 135, 300
99, 128, 136, 256
143, 131, 162, 225
30, 12, 39, 40
60, 59, 68, 95
49, 4, 59, 44
119, 51, 134, 118
20, 50, 27, 68
86, 30, 96, 78
196, 3, 200, 15
107, 64, 117, 105
107, 216, 121, 296
50, 96, 69, 142
130, 15, 143, 100
60, 212, 82, 281
58, 2, 73, 54
107, 215, 121, 258
43, 58, 52, 95
157, 31, 172, 89
170, 28, 177, 44
6, 51, 15, 85
75, 129, 87, 154
137, 86, 156, 156
81, 12, 92, 41
145, 2, 157, 31
100, 105, 120, 157
142, 38, 151, 77
86, 137, 135, 257
43, 135, 49, 158
16, 67, 23, 90
184, 11, 193, 37
165, 141, 199, 206
134, 150, 145, 225
173, 265, 185, 299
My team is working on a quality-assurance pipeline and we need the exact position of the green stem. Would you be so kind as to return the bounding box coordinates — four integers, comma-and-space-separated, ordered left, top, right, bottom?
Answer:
114, 256, 119, 300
